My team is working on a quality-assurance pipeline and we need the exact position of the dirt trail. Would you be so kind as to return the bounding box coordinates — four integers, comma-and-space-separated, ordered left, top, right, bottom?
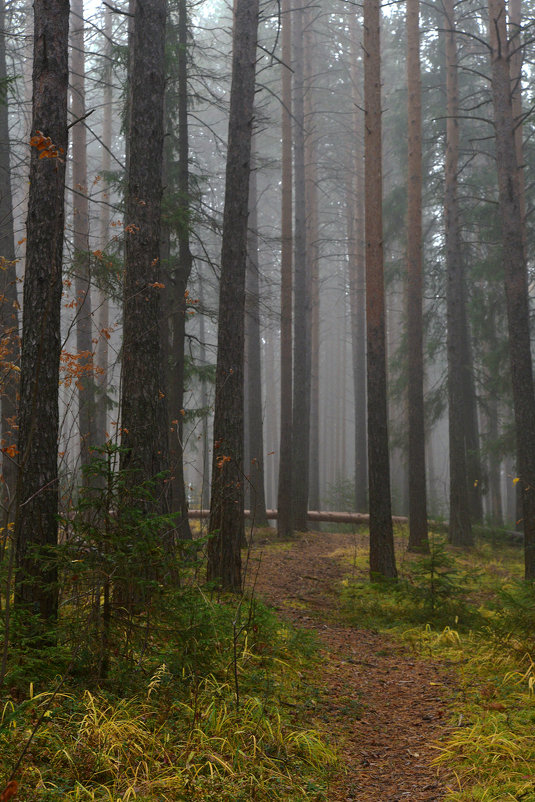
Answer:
247, 530, 453, 802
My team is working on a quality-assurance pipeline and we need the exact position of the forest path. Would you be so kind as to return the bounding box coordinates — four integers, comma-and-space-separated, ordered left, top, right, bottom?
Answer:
247, 530, 453, 802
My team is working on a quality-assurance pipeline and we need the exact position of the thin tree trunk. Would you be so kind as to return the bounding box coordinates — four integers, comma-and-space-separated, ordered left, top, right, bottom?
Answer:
406, 0, 428, 551
0, 0, 19, 521
444, 0, 473, 547
197, 287, 210, 511
14, 0, 69, 625
488, 0, 535, 578
71, 0, 96, 470
95, 3, 112, 448
509, 0, 526, 250
245, 155, 268, 527
207, 0, 259, 589
349, 16, 367, 513
166, 0, 193, 540
291, 0, 310, 532
304, 13, 320, 513
264, 328, 278, 510
364, 0, 397, 579
459, 274, 483, 523
277, 0, 293, 538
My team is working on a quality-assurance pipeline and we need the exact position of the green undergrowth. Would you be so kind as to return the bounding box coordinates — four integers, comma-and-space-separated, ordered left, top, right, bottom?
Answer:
404, 625, 535, 802
0, 590, 336, 801
340, 526, 535, 801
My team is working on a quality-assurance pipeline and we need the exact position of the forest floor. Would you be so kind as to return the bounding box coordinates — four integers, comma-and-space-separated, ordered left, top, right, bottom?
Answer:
247, 529, 454, 802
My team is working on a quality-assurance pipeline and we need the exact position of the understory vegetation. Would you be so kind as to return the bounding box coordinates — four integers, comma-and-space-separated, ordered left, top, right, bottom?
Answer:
3, 519, 535, 800
0, 585, 336, 801
0, 459, 337, 801
342, 527, 535, 801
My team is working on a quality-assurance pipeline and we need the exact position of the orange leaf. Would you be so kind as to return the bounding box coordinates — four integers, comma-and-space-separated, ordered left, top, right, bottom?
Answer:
0, 780, 18, 801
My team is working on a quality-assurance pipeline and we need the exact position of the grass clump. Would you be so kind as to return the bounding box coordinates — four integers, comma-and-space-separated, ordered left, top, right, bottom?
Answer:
6, 672, 335, 801
0, 603, 336, 801
0, 451, 336, 800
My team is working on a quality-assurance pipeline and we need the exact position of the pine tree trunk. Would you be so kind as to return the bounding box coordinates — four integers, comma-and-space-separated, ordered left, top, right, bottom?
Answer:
197, 288, 210, 511
0, 0, 19, 521
291, 0, 310, 532
14, 0, 69, 624
406, 0, 429, 552
71, 0, 96, 470
349, 16, 368, 514
207, 0, 259, 589
95, 4, 112, 448
444, 0, 473, 547
304, 14, 320, 513
166, 0, 193, 540
459, 276, 483, 523
364, 0, 397, 579
488, 0, 535, 578
277, 0, 293, 538
245, 157, 268, 527
120, 0, 169, 504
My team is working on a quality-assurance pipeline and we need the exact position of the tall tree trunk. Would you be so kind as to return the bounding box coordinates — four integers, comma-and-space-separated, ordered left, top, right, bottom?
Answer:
484, 306, 503, 525
120, 0, 169, 504
444, 0, 473, 547
71, 0, 96, 470
349, 16, 368, 514
245, 154, 268, 527
14, 0, 69, 625
459, 276, 483, 522
304, 13, 320, 513
277, 0, 293, 537
406, 0, 428, 552
0, 0, 19, 520
264, 328, 278, 510
197, 287, 210, 511
166, 0, 193, 540
291, 0, 310, 532
95, 3, 112, 448
364, 0, 397, 579
488, 0, 535, 578
509, 0, 526, 250
207, 0, 259, 590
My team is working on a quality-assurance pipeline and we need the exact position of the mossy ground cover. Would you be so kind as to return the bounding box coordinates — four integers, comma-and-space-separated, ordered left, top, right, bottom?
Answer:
340, 527, 535, 801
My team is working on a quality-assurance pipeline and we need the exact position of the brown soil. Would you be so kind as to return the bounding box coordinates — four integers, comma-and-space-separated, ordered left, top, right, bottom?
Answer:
246, 529, 454, 802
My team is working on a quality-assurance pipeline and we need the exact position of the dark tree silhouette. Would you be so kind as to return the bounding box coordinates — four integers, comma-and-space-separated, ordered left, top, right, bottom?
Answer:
207, 0, 259, 590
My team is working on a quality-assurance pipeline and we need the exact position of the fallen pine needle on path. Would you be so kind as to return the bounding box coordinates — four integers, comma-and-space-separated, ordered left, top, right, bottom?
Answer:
248, 529, 454, 802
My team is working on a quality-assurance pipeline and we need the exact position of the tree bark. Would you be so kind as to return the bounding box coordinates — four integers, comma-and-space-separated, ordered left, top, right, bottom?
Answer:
488, 0, 535, 578
364, 0, 397, 579
207, 0, 259, 590
406, 0, 429, 552
245, 156, 269, 528
304, 12, 320, 513
71, 0, 96, 470
349, 15, 367, 514
14, 0, 69, 624
459, 273, 483, 523
95, 3, 112, 448
120, 0, 169, 506
277, 0, 293, 538
444, 0, 473, 547
291, 0, 310, 532
0, 0, 19, 520
166, 0, 193, 540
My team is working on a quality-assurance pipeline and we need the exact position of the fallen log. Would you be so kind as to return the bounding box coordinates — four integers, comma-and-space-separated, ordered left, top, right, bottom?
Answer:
187, 510, 524, 542
188, 509, 409, 525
